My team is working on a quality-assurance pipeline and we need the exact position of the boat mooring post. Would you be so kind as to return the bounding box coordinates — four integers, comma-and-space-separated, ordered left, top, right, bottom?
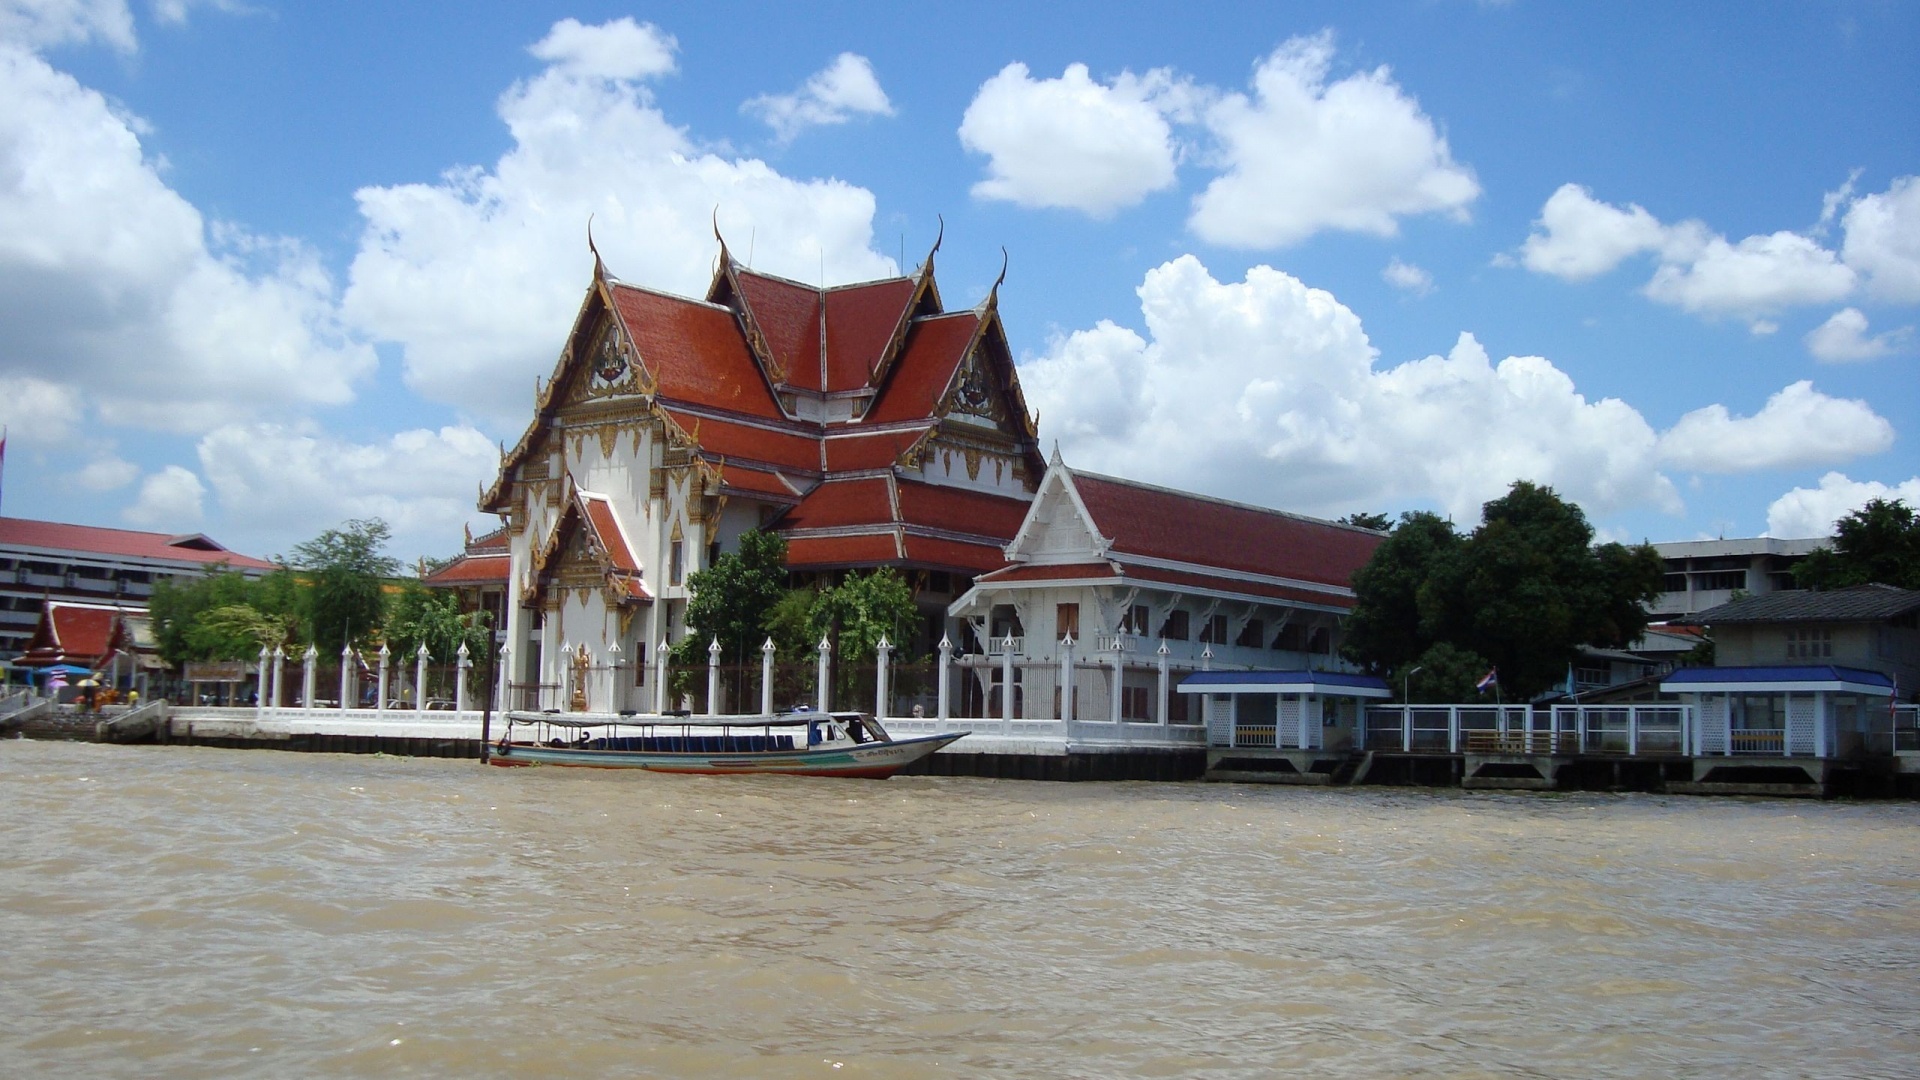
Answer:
875, 636, 892, 721
480, 633, 497, 765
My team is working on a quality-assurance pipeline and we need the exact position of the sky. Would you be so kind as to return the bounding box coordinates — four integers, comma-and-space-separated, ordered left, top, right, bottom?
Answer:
0, 0, 1915, 565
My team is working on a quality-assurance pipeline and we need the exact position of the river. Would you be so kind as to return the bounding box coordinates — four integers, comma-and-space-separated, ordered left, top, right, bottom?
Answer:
2, 740, 1916, 1078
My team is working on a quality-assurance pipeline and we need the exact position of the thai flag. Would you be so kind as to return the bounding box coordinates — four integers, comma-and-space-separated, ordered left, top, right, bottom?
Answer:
1475, 668, 1498, 692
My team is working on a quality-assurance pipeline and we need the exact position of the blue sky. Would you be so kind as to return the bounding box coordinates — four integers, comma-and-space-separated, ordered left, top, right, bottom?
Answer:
1, 0, 1915, 563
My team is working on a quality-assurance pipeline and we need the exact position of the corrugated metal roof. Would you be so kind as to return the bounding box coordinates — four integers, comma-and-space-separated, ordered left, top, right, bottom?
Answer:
1689, 584, 1920, 624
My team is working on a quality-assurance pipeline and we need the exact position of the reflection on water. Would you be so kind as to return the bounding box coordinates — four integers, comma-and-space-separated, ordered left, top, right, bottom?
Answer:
1, 740, 1917, 1078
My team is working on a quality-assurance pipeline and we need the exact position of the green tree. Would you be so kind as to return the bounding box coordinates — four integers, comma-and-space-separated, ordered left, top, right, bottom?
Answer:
1391, 642, 1495, 704
1341, 511, 1461, 677
150, 564, 302, 664
1338, 511, 1393, 531
1793, 498, 1920, 590
289, 519, 399, 650
680, 530, 791, 664
384, 583, 491, 696
809, 568, 919, 664
1343, 482, 1664, 701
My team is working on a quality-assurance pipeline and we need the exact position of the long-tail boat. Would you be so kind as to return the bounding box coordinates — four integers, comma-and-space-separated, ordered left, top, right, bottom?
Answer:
487, 710, 962, 778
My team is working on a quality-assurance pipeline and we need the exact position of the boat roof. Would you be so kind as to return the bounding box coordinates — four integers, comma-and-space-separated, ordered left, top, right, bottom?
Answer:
508, 711, 866, 728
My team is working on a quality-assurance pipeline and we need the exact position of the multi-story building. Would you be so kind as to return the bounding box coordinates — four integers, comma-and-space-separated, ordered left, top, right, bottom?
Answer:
1646, 537, 1825, 621
0, 518, 276, 662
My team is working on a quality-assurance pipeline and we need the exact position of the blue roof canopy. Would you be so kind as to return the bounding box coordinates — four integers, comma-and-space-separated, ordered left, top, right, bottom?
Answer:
1660, 665, 1894, 696
1177, 670, 1392, 698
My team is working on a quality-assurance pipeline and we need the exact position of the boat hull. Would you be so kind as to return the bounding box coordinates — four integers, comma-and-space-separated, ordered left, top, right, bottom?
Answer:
487, 731, 965, 778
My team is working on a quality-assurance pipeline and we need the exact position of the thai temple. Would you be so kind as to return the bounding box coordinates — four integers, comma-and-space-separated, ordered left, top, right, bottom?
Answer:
472, 232, 1386, 718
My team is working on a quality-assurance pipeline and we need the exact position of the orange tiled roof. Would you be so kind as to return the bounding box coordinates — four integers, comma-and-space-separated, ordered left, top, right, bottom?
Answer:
0, 517, 274, 571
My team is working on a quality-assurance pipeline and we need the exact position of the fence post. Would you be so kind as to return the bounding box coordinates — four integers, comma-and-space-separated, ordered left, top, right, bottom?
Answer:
816, 634, 831, 714
340, 643, 353, 711
301, 645, 317, 713
497, 643, 512, 713
377, 643, 390, 712
654, 640, 668, 714
706, 638, 722, 717
415, 644, 430, 717
1000, 634, 1016, 730
1109, 637, 1124, 724
936, 634, 951, 722
456, 642, 471, 714
1628, 705, 1639, 756
1059, 634, 1075, 724
1156, 641, 1170, 726
1447, 705, 1458, 753
1402, 703, 1412, 752
256, 646, 269, 720
270, 646, 284, 714
761, 638, 776, 717
875, 636, 892, 721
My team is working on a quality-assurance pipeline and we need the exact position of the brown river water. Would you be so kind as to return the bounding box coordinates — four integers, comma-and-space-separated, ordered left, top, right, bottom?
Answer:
2, 740, 1917, 1079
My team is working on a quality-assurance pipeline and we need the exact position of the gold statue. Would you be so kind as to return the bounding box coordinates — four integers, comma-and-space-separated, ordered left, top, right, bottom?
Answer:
569, 643, 590, 712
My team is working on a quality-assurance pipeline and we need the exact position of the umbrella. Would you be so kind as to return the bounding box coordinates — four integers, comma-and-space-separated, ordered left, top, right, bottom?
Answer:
76, 678, 101, 687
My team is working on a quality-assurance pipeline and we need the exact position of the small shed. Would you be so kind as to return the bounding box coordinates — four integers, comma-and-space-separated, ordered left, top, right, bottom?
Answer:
1661, 665, 1895, 757
1178, 670, 1391, 751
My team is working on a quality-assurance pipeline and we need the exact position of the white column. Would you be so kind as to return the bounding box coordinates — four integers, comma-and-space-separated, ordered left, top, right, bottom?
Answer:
936, 634, 952, 722
1000, 634, 1016, 728
1628, 704, 1639, 756
761, 638, 776, 717
270, 646, 284, 715
815, 634, 832, 713
456, 642, 471, 714
875, 636, 892, 721
415, 644, 431, 717
1109, 638, 1124, 725
376, 643, 390, 713
1813, 691, 1828, 758
1402, 703, 1413, 752
497, 643, 512, 711
653, 639, 669, 713
1448, 705, 1459, 753
1156, 641, 1170, 726
255, 646, 269, 720
1059, 634, 1075, 723
301, 645, 317, 712
706, 637, 722, 717
339, 644, 354, 711
1201, 645, 1213, 672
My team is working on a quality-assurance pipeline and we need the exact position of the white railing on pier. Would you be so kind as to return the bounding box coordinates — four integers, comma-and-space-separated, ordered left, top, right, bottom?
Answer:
1895, 705, 1919, 753
882, 714, 1204, 747
1359, 704, 1697, 756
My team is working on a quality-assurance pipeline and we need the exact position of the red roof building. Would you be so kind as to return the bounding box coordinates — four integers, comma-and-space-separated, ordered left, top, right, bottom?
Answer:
0, 517, 274, 662
481, 237, 1044, 711
948, 454, 1386, 723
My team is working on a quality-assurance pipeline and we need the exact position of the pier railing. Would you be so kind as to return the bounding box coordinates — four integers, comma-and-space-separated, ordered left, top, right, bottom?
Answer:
1361, 704, 1695, 756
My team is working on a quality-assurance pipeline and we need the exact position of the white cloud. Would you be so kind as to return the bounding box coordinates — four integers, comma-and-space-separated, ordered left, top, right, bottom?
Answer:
0, 373, 83, 442
196, 422, 503, 562
1519, 183, 1667, 281
1518, 183, 1867, 329
1189, 32, 1479, 248
0, 0, 134, 52
958, 62, 1190, 217
1804, 307, 1911, 362
123, 464, 204, 528
73, 454, 138, 491
526, 16, 675, 81
1766, 472, 1920, 538
1642, 229, 1854, 323
1382, 257, 1433, 295
1022, 254, 1677, 524
1841, 175, 1920, 303
342, 17, 895, 428
1656, 380, 1893, 474
0, 44, 376, 434
745, 52, 893, 142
